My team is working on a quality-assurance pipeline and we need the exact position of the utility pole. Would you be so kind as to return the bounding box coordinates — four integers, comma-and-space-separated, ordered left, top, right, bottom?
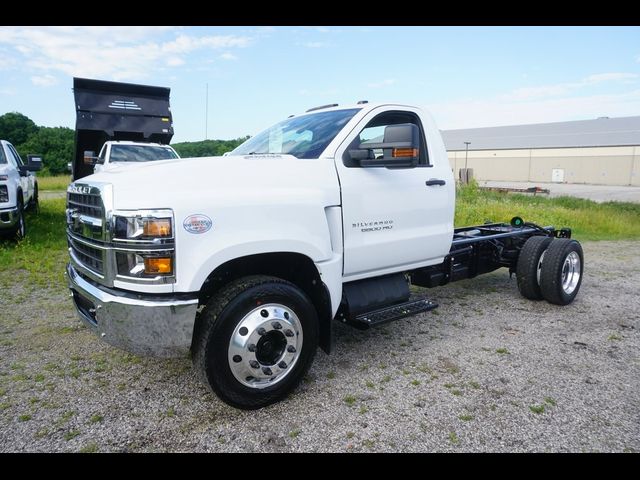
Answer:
463, 141, 471, 184
205, 83, 209, 140
464, 141, 471, 170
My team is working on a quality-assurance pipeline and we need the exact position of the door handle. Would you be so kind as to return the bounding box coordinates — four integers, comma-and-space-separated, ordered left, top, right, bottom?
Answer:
425, 179, 446, 186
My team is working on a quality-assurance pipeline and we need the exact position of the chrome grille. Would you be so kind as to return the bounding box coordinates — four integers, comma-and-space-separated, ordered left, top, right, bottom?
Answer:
67, 185, 105, 276
67, 192, 103, 217
68, 236, 104, 274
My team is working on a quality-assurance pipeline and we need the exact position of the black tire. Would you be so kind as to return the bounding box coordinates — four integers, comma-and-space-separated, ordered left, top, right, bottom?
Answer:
516, 235, 553, 300
540, 238, 584, 305
11, 197, 26, 241
192, 275, 319, 409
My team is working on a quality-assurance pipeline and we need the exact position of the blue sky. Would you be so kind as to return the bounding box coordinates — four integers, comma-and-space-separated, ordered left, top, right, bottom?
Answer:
1, 26, 639, 143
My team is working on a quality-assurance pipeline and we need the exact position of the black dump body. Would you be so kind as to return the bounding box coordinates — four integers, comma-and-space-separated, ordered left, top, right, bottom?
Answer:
72, 77, 174, 180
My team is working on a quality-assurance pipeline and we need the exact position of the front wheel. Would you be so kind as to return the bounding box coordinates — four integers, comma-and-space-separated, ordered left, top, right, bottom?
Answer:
192, 275, 319, 409
540, 238, 584, 305
12, 197, 26, 241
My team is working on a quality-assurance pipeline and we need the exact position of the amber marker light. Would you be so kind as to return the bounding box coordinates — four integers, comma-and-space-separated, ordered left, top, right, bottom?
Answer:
393, 148, 419, 158
144, 257, 173, 274
143, 219, 172, 237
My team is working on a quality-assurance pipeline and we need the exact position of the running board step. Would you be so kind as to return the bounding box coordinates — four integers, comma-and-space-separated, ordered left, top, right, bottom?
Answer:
353, 299, 438, 329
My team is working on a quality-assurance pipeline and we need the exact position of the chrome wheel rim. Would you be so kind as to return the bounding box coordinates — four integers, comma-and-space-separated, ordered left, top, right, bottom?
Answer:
561, 251, 581, 295
536, 251, 546, 286
228, 303, 303, 389
18, 211, 25, 238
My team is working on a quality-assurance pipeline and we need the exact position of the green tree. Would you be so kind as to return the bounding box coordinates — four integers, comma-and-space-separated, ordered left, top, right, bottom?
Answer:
0, 112, 38, 146
172, 137, 249, 158
17, 126, 74, 175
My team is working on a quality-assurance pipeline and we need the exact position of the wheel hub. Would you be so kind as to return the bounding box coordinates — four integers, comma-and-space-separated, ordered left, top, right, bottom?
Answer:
561, 251, 581, 294
228, 303, 303, 389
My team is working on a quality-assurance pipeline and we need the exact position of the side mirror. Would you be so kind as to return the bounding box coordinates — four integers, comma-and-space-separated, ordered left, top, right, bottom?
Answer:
349, 124, 420, 168
83, 150, 98, 165
26, 154, 43, 172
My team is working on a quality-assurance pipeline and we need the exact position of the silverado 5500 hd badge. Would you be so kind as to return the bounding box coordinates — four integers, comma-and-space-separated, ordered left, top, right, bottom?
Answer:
352, 219, 394, 233
183, 214, 212, 234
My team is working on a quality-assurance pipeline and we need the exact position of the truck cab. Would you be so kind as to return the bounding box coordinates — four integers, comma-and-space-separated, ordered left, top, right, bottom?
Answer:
91, 141, 180, 173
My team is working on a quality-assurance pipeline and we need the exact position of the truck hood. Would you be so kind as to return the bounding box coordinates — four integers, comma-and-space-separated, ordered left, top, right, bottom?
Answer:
0, 165, 11, 177
79, 154, 341, 211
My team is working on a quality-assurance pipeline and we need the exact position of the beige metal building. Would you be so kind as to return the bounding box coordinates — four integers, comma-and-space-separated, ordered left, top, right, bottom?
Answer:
442, 116, 640, 186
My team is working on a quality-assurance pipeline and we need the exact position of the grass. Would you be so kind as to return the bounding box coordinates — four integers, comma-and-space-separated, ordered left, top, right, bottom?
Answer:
449, 431, 460, 445
18, 414, 32, 422
608, 333, 622, 341
544, 397, 557, 406
343, 395, 357, 406
79, 442, 98, 453
458, 414, 474, 421
289, 428, 301, 438
89, 414, 103, 424
0, 198, 68, 288
64, 430, 81, 441
529, 404, 545, 414
496, 348, 510, 355
456, 181, 640, 241
37, 175, 71, 191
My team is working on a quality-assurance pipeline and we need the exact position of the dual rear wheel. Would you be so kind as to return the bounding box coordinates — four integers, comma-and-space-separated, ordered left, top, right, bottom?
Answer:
516, 236, 583, 305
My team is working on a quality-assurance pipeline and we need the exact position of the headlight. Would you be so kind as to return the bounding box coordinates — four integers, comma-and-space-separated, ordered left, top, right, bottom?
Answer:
116, 252, 174, 277
114, 215, 172, 240
111, 209, 175, 281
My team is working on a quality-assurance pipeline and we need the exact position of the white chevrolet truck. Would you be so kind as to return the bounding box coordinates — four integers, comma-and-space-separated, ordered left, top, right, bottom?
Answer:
87, 140, 180, 173
65, 102, 584, 409
0, 140, 41, 239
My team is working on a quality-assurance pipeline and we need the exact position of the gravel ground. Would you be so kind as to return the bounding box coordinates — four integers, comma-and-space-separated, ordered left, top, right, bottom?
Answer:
1, 240, 639, 452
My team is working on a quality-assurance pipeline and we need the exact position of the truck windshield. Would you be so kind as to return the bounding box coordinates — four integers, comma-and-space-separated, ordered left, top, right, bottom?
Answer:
109, 145, 179, 163
231, 108, 360, 159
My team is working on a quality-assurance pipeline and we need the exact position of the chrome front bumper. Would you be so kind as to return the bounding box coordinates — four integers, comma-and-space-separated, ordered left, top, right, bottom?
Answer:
0, 206, 18, 230
66, 263, 198, 357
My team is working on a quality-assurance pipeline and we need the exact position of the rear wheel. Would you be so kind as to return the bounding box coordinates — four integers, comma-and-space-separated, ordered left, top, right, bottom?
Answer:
192, 275, 319, 409
540, 238, 583, 305
516, 235, 553, 300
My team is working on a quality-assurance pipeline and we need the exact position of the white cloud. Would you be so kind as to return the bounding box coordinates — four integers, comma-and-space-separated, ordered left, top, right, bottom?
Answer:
219, 52, 237, 61
0, 26, 252, 81
429, 89, 640, 130
0, 87, 16, 95
302, 41, 330, 48
166, 57, 185, 67
31, 74, 57, 86
367, 78, 396, 88
502, 72, 638, 101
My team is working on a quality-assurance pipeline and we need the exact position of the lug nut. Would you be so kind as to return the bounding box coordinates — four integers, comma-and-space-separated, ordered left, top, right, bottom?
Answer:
260, 309, 269, 318
262, 367, 273, 376
284, 329, 294, 337
239, 327, 248, 336
257, 327, 267, 336
247, 343, 256, 352
232, 355, 242, 363
287, 345, 296, 353
271, 321, 282, 330
284, 312, 290, 320
278, 361, 287, 369
249, 360, 260, 369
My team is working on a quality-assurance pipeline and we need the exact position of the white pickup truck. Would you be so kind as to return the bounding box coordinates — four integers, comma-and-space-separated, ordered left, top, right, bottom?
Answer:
0, 140, 41, 239
86, 140, 180, 173
65, 102, 583, 409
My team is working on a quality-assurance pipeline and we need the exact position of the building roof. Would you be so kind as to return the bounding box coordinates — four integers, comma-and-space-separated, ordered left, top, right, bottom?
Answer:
441, 115, 640, 151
